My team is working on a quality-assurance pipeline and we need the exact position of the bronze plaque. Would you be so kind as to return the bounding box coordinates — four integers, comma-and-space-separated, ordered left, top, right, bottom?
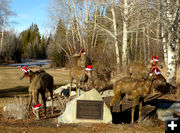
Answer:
76, 100, 104, 120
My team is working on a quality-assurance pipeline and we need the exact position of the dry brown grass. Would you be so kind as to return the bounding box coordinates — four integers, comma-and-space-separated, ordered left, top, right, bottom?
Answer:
0, 66, 170, 133
0, 67, 70, 90
0, 121, 164, 133
0, 66, 70, 108
0, 67, 29, 90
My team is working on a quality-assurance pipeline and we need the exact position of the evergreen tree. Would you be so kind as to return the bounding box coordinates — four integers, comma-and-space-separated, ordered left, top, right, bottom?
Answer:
40, 35, 47, 59
20, 23, 46, 59
50, 19, 67, 67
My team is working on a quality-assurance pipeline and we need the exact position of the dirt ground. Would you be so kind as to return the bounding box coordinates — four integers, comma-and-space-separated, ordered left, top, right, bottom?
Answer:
0, 99, 165, 133
0, 65, 180, 133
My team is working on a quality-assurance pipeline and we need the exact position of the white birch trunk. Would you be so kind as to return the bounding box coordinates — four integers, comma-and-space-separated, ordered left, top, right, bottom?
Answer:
156, 0, 161, 56
91, 0, 98, 48
0, 15, 6, 52
161, 1, 168, 67
77, 1, 85, 48
135, 29, 138, 61
111, 2, 120, 72
176, 38, 179, 62
167, 33, 177, 85
166, 0, 178, 85
85, 0, 88, 24
144, 1, 150, 61
175, 0, 180, 62
0, 3, 6, 53
143, 27, 146, 64
72, 0, 83, 48
85, 0, 88, 48
130, 32, 133, 62
162, 26, 168, 67
135, 12, 139, 61
122, 0, 128, 67
65, 0, 78, 51
147, 25, 150, 61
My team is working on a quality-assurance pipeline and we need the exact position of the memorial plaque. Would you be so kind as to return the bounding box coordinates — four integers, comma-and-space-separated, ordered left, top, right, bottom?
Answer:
76, 100, 104, 120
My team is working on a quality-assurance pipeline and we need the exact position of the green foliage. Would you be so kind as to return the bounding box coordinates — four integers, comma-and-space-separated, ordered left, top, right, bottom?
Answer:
0, 31, 22, 63
11, 36, 22, 63
55, 19, 66, 42
50, 19, 67, 67
51, 43, 66, 67
20, 23, 47, 59
40, 35, 47, 59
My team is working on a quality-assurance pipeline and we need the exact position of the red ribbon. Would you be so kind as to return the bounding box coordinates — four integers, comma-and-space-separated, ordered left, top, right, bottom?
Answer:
150, 65, 160, 86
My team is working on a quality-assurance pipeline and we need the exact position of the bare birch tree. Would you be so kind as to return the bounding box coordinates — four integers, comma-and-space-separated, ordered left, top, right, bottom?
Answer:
46, 0, 179, 84
0, 0, 14, 54
112, 1, 120, 71
91, 0, 98, 48
93, 0, 121, 72
165, 0, 179, 85
122, 0, 128, 67
0, 0, 7, 53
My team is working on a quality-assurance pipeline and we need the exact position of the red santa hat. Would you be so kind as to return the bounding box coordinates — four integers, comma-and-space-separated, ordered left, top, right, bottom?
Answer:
21, 66, 30, 73
151, 56, 159, 63
81, 49, 85, 54
79, 49, 86, 57
32, 104, 42, 110
85, 65, 92, 71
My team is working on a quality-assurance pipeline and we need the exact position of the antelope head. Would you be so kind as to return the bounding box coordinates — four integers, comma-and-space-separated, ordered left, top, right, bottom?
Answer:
19, 66, 31, 80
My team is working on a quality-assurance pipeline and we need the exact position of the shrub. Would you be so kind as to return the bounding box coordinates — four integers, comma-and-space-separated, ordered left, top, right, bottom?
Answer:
2, 97, 29, 120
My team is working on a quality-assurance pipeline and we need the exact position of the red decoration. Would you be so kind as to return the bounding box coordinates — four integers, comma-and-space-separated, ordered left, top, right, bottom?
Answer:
32, 104, 42, 110
21, 66, 30, 73
85, 65, 92, 71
